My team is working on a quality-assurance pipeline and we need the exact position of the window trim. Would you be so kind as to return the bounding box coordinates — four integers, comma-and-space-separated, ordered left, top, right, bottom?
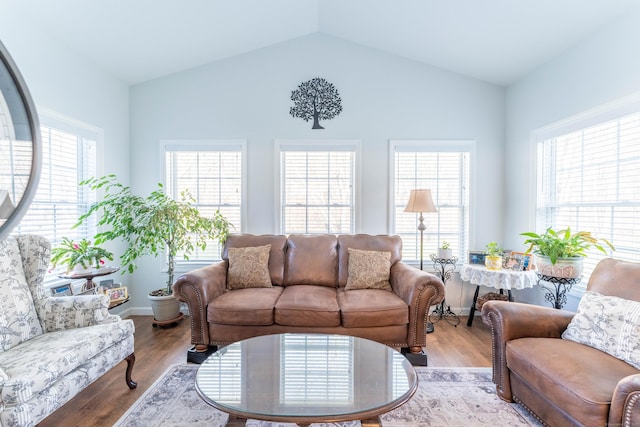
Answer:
389, 139, 476, 263
274, 139, 361, 235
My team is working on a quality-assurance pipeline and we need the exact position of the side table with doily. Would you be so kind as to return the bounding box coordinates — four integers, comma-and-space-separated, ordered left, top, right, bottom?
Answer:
460, 264, 538, 326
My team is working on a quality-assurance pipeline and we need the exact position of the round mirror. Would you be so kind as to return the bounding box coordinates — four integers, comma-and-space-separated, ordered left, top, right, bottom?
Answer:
0, 40, 41, 241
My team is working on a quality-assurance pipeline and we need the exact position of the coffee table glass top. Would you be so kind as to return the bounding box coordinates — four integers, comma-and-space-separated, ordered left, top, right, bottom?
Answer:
196, 333, 417, 423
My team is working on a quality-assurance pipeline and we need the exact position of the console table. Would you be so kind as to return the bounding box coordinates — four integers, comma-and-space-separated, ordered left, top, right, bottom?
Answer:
460, 264, 538, 326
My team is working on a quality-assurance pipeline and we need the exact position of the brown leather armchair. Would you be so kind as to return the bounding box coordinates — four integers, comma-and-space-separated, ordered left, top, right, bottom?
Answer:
482, 258, 640, 427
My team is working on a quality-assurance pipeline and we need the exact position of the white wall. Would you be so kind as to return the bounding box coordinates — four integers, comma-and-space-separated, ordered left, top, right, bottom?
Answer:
0, 8, 131, 314
129, 33, 505, 313
504, 6, 640, 310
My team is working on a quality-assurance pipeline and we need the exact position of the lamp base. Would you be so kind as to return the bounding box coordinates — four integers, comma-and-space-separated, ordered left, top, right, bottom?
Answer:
426, 321, 434, 334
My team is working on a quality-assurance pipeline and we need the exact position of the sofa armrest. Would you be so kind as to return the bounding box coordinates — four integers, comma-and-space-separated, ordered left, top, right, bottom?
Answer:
610, 374, 640, 427
42, 294, 120, 332
390, 262, 445, 350
481, 300, 574, 401
172, 260, 229, 349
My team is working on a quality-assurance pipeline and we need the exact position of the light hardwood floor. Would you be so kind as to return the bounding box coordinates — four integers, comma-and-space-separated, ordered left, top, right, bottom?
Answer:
39, 315, 493, 426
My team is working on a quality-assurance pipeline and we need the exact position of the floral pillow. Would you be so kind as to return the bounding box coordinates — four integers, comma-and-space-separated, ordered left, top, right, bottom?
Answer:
227, 245, 272, 290
562, 291, 640, 369
345, 248, 392, 291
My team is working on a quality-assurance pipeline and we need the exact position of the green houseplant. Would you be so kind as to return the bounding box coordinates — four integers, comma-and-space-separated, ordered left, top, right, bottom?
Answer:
521, 227, 614, 278
437, 241, 453, 260
77, 174, 232, 321
484, 241, 504, 270
51, 237, 114, 274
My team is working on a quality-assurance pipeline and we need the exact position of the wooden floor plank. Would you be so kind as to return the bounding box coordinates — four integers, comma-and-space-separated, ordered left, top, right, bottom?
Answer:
38, 315, 492, 426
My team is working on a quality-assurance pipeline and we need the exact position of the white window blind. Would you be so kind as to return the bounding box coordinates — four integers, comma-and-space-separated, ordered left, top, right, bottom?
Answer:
392, 141, 471, 263
535, 111, 640, 289
280, 334, 353, 405
279, 142, 357, 234
15, 124, 97, 250
163, 141, 244, 262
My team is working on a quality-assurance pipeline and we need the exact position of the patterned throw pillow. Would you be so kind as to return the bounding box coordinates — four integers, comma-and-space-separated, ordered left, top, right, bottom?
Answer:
345, 248, 392, 291
562, 291, 640, 369
227, 245, 272, 290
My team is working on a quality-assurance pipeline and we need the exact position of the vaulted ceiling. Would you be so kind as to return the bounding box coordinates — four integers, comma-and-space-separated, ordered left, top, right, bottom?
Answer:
3, 0, 637, 86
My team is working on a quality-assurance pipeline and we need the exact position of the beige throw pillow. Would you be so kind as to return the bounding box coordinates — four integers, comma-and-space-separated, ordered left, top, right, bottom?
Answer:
227, 244, 272, 289
345, 248, 392, 291
562, 291, 640, 369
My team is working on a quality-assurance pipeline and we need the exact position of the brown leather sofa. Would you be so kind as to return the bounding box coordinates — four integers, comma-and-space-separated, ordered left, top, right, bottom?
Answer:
482, 258, 640, 427
173, 233, 444, 364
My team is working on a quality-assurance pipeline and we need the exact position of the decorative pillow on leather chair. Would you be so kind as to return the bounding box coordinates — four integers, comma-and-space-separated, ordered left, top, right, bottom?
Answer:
562, 291, 640, 369
345, 248, 392, 291
227, 244, 272, 289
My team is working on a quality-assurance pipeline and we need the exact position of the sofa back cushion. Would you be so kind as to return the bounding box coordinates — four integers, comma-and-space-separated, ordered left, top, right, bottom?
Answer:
284, 234, 338, 287
587, 258, 640, 302
337, 235, 402, 287
0, 236, 43, 351
223, 234, 287, 286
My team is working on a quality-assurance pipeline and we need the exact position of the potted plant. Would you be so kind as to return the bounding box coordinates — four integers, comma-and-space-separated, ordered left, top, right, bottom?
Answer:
521, 227, 614, 279
484, 241, 504, 270
50, 237, 114, 274
77, 174, 232, 322
437, 241, 453, 260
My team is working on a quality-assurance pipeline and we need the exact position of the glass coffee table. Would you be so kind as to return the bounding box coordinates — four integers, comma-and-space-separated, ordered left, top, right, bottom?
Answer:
196, 333, 417, 426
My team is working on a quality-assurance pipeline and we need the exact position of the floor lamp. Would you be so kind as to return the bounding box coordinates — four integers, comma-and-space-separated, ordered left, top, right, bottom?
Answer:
404, 189, 438, 332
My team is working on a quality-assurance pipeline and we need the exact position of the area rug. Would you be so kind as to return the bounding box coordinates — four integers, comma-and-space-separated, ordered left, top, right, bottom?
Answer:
114, 365, 542, 427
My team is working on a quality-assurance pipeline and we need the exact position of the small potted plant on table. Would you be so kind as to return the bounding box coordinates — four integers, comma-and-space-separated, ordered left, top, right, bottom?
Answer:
51, 237, 113, 274
484, 242, 504, 270
437, 241, 453, 260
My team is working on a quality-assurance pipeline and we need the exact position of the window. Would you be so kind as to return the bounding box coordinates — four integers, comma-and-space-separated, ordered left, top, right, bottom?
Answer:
162, 140, 245, 262
533, 99, 640, 289
277, 140, 359, 234
391, 140, 472, 263
15, 115, 98, 257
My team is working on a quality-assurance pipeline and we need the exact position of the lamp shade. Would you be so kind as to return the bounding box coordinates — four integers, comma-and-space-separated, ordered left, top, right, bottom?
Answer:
0, 190, 15, 219
404, 189, 437, 213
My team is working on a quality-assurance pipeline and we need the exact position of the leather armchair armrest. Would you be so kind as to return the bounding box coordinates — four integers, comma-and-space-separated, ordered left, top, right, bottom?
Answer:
172, 260, 228, 348
610, 374, 640, 427
481, 300, 574, 401
390, 262, 445, 350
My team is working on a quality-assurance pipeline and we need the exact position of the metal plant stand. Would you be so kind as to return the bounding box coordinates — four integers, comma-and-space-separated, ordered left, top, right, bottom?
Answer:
536, 274, 582, 309
430, 255, 460, 327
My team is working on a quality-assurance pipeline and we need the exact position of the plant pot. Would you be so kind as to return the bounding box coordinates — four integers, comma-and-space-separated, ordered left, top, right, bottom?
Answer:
71, 264, 93, 275
535, 255, 583, 279
437, 248, 453, 260
485, 255, 503, 271
148, 292, 181, 322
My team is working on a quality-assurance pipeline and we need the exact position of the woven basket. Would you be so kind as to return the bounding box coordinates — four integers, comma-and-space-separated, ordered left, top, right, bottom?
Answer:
476, 292, 509, 310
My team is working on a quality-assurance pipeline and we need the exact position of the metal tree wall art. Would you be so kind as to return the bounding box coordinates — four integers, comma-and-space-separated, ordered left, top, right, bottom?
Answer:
289, 77, 342, 129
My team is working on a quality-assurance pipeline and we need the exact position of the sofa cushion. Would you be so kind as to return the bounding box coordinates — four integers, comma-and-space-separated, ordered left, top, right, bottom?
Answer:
227, 244, 272, 289
0, 236, 43, 351
337, 235, 402, 287
0, 319, 134, 405
562, 291, 640, 369
223, 234, 287, 286
345, 248, 392, 291
507, 337, 638, 426
209, 287, 283, 325
337, 288, 408, 327
275, 285, 340, 327
284, 234, 338, 287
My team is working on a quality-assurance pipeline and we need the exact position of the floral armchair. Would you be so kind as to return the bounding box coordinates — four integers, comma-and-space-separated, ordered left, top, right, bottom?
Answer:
0, 235, 136, 427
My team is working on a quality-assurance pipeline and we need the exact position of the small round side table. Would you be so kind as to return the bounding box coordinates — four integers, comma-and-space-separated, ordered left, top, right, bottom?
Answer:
429, 255, 460, 327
